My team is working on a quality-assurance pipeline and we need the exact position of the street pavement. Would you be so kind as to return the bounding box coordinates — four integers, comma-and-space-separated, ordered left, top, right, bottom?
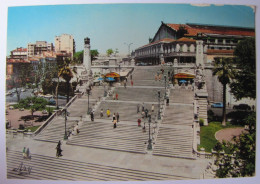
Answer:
6, 65, 210, 181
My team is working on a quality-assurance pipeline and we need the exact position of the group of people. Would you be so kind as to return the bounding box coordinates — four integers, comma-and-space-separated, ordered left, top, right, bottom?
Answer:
68, 123, 80, 136
22, 147, 31, 159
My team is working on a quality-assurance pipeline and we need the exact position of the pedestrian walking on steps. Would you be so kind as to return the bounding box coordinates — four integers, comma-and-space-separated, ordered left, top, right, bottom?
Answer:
113, 93, 116, 100
56, 141, 63, 158
22, 147, 26, 158
113, 119, 117, 128
116, 93, 118, 100
141, 111, 145, 119
131, 80, 133, 86
137, 104, 140, 113
100, 109, 103, 118
113, 113, 116, 121
151, 104, 154, 112
107, 109, 111, 117
124, 79, 127, 88
25, 147, 31, 159
142, 102, 145, 112
116, 112, 120, 122
142, 124, 146, 132
137, 118, 141, 127
90, 111, 94, 121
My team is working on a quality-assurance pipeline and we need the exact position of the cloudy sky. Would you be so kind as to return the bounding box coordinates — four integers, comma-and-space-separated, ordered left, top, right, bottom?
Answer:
6, 3, 255, 55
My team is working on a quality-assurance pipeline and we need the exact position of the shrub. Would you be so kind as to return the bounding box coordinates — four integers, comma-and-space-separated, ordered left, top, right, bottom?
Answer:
19, 124, 25, 130
199, 118, 204, 126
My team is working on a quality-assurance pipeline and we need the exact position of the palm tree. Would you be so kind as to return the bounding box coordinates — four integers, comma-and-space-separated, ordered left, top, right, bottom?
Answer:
58, 63, 73, 103
213, 57, 234, 126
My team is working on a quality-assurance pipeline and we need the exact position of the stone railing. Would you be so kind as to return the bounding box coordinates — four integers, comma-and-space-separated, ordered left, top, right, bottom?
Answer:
34, 91, 84, 136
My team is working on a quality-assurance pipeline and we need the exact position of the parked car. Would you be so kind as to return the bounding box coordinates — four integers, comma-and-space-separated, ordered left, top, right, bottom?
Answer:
49, 98, 56, 105
211, 102, 223, 108
166, 62, 173, 66
233, 104, 251, 111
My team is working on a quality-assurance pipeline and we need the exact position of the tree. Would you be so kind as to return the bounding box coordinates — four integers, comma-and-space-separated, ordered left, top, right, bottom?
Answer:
230, 38, 256, 100
18, 96, 48, 117
106, 49, 114, 56
214, 112, 256, 178
90, 49, 99, 64
58, 59, 73, 103
11, 63, 33, 102
213, 57, 234, 126
73, 50, 83, 64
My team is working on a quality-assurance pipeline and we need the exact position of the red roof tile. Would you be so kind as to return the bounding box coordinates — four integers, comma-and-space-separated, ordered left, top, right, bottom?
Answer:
12, 47, 27, 52
7, 58, 30, 63
176, 37, 196, 42
167, 23, 255, 37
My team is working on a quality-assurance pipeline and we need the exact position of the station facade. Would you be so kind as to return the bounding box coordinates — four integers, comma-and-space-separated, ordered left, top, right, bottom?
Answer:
134, 22, 255, 66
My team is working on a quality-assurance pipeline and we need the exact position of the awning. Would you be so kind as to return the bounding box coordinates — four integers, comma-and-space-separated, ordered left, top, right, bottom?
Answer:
174, 73, 195, 79
105, 72, 120, 78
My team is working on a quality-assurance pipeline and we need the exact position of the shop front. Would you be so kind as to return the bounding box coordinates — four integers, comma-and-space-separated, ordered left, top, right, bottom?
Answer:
174, 72, 195, 86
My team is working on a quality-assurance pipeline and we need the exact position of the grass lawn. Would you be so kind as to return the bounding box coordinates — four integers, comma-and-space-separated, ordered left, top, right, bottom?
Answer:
198, 122, 242, 153
25, 126, 40, 132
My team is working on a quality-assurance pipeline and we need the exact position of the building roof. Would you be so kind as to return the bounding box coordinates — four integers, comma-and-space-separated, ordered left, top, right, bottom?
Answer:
166, 23, 255, 37
176, 37, 196, 42
7, 58, 30, 64
138, 38, 175, 49
11, 47, 27, 52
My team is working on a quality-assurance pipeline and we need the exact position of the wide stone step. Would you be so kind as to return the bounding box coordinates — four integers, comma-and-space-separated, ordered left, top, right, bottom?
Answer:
7, 150, 196, 180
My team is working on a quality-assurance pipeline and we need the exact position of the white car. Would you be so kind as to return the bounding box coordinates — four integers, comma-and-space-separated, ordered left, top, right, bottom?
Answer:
166, 62, 173, 66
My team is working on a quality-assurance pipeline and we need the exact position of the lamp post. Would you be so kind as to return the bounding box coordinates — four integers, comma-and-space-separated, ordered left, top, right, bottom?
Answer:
119, 64, 121, 82
63, 108, 68, 140
86, 88, 91, 114
158, 91, 161, 120
147, 114, 152, 150
164, 75, 167, 99
124, 42, 133, 63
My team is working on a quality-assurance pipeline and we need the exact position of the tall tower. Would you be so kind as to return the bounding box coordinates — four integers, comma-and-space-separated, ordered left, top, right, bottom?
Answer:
83, 37, 91, 70
196, 40, 204, 67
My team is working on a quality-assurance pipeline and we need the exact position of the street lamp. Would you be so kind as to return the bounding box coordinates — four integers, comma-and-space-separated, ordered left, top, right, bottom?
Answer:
86, 88, 91, 114
118, 64, 121, 82
63, 108, 68, 140
124, 42, 133, 57
164, 75, 167, 99
147, 114, 152, 150
158, 91, 161, 120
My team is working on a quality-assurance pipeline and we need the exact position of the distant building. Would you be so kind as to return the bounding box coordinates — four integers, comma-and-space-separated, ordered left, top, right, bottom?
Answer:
135, 22, 255, 65
55, 34, 75, 58
27, 41, 54, 57
9, 47, 27, 59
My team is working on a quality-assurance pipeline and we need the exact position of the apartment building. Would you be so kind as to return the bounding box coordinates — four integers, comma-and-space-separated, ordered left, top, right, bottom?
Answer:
55, 34, 75, 58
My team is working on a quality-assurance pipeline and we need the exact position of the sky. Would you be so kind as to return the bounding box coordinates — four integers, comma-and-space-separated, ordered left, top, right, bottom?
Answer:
6, 3, 255, 55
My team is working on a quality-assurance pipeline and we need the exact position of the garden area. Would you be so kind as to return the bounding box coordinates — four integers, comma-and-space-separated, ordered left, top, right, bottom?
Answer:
6, 96, 55, 131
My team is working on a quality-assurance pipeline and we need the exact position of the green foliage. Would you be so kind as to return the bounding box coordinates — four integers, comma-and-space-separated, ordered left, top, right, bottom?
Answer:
16, 96, 48, 111
214, 112, 256, 178
199, 118, 204, 126
230, 38, 256, 100
73, 50, 83, 64
199, 122, 241, 152
25, 126, 40, 132
213, 57, 234, 126
91, 49, 99, 61
106, 48, 114, 56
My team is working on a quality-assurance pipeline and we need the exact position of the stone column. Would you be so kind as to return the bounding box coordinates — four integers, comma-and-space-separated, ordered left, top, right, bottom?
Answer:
83, 37, 91, 71
196, 40, 204, 67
